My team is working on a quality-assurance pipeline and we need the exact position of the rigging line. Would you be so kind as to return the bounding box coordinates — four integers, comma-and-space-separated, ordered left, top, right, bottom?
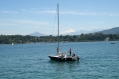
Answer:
52, 8, 57, 36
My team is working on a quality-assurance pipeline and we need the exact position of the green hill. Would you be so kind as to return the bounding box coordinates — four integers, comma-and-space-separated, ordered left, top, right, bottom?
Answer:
97, 27, 119, 34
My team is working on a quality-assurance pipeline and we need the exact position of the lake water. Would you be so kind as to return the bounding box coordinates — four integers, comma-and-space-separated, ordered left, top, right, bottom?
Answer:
0, 42, 119, 79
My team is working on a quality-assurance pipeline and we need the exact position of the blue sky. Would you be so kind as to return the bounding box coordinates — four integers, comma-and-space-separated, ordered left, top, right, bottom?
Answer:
0, 0, 119, 35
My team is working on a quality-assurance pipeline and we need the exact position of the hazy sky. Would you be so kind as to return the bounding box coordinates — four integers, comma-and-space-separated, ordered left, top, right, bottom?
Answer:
0, 0, 119, 35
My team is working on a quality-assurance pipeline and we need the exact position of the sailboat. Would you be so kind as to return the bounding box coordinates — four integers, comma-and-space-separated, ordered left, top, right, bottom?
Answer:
48, 4, 79, 61
12, 42, 14, 45
111, 41, 116, 44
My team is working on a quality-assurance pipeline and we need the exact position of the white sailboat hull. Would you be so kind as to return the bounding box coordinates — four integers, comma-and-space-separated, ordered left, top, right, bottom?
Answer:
48, 55, 79, 61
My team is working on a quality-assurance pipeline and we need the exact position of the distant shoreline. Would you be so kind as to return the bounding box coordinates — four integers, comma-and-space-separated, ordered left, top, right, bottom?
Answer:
0, 33, 119, 44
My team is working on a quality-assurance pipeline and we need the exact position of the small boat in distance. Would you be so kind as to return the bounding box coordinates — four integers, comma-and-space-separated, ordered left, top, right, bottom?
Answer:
48, 4, 79, 61
111, 41, 116, 44
12, 42, 14, 45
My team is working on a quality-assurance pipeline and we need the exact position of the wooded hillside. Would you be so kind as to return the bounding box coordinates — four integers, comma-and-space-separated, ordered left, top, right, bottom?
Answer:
0, 33, 119, 44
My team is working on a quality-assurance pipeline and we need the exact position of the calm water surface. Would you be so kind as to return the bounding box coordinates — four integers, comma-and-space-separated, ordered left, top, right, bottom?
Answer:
0, 42, 119, 79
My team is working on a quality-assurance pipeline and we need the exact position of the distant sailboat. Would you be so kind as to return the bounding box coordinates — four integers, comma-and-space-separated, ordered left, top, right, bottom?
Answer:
111, 41, 116, 44
48, 4, 79, 61
105, 37, 109, 41
12, 42, 14, 45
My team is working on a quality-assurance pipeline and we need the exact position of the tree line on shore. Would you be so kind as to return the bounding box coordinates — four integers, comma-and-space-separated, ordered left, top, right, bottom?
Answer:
0, 33, 119, 44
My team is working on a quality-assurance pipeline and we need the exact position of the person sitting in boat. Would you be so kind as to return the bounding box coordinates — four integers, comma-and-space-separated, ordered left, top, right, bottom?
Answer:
72, 54, 77, 60
72, 54, 76, 57
61, 53, 65, 58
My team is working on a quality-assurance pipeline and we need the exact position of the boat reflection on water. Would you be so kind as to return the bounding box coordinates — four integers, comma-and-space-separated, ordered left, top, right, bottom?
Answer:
48, 59, 80, 71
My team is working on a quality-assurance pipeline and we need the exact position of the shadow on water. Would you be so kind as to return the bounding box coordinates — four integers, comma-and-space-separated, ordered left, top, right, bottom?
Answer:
48, 60, 80, 71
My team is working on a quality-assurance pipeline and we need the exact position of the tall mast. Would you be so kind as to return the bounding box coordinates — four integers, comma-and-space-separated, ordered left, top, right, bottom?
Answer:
57, 3, 59, 49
